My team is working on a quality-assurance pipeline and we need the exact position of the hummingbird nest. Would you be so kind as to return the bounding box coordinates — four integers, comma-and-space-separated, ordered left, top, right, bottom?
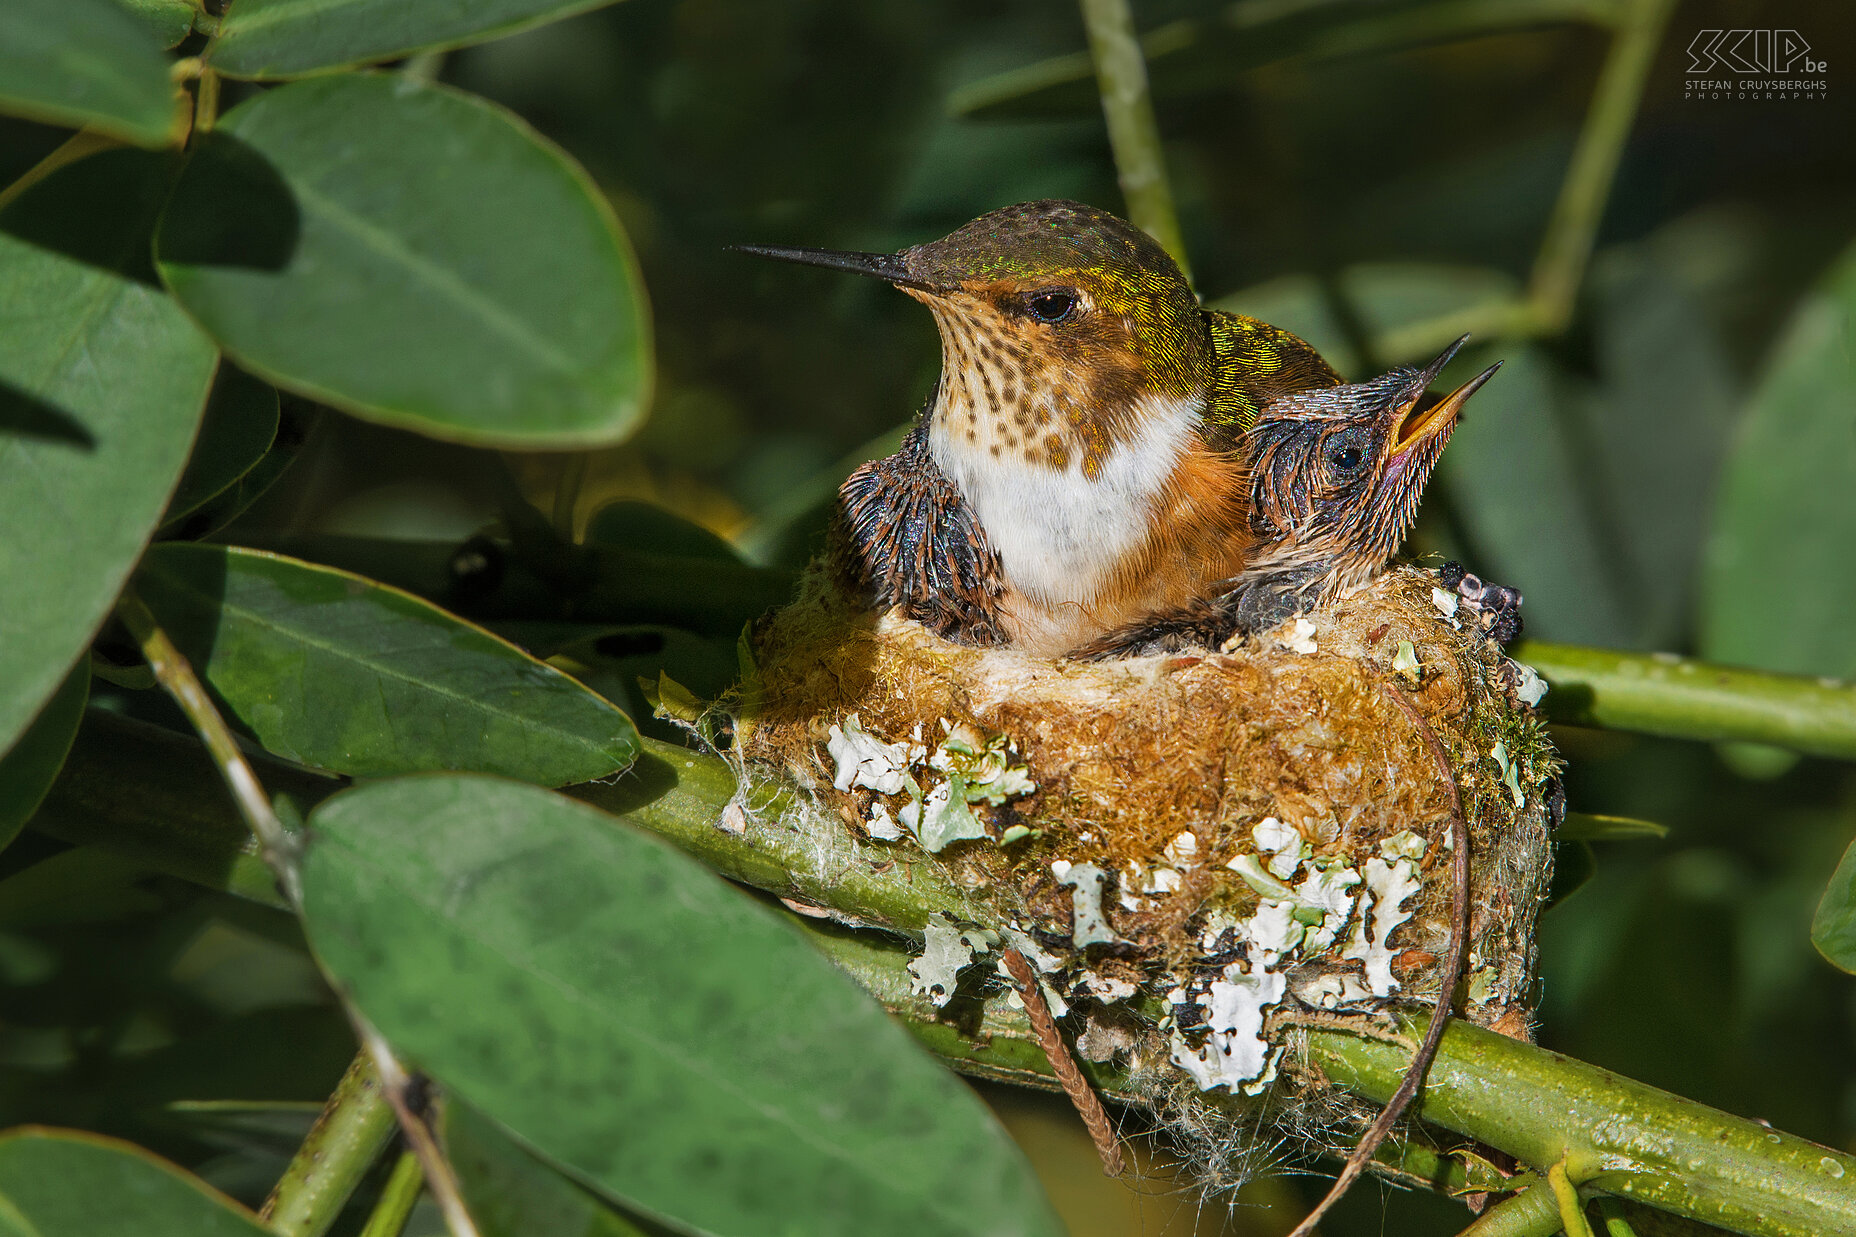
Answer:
733, 561, 1557, 1187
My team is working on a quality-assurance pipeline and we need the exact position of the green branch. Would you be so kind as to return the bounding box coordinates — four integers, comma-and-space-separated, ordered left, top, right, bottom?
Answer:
263, 1052, 399, 1237
47, 704, 1856, 1232
1305, 1014, 1856, 1237
1516, 641, 1856, 759
1525, 0, 1676, 334
1078, 0, 1191, 281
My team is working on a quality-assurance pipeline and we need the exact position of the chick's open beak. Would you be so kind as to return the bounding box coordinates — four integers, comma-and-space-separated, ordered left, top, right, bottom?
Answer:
1388, 335, 1499, 456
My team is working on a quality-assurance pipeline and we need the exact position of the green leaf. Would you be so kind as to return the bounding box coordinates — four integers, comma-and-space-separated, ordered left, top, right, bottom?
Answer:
1812, 839, 1856, 975
447, 1101, 652, 1237
0, 661, 88, 855
0, 230, 216, 757
301, 776, 1063, 1237
0, 0, 182, 147
0, 1127, 272, 1235
0, 146, 177, 284
163, 365, 281, 525
157, 74, 652, 450
121, 0, 199, 48
1702, 241, 1856, 680
134, 543, 638, 784
585, 500, 740, 563
208, 0, 627, 80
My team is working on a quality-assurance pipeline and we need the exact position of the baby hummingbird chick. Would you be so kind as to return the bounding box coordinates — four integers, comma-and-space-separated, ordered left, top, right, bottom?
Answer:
739, 200, 1338, 656
1078, 337, 1500, 656
1230, 336, 1500, 633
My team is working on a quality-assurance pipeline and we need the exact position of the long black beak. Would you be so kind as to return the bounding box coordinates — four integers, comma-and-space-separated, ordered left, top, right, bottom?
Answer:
730, 244, 940, 292
1412, 333, 1472, 389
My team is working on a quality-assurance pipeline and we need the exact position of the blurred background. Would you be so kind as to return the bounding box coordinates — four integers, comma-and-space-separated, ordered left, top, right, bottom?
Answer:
4, 1, 1853, 1232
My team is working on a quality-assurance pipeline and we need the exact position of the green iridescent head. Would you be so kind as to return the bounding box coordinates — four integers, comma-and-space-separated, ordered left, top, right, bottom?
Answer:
738, 201, 1212, 430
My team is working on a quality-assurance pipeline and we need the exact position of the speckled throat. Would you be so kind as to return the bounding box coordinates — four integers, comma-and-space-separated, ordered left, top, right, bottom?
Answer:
913, 289, 1251, 656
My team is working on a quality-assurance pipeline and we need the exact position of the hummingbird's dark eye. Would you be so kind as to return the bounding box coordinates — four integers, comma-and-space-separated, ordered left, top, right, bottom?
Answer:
1024, 288, 1080, 324
1323, 427, 1373, 478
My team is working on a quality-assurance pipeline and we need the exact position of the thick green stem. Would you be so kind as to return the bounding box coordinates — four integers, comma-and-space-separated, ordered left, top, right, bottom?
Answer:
263, 1053, 399, 1237
1078, 0, 1191, 281
570, 739, 994, 933
1516, 641, 1856, 759
358, 1152, 424, 1237
1304, 1014, 1856, 1237
1525, 0, 1674, 333
46, 703, 1856, 1233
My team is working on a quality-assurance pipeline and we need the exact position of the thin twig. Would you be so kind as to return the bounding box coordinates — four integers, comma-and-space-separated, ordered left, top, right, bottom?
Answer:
1077, 0, 1192, 283
1284, 682, 1472, 1237
117, 590, 303, 905
1001, 948, 1124, 1177
358, 1022, 483, 1237
1549, 1154, 1596, 1237
358, 1151, 426, 1237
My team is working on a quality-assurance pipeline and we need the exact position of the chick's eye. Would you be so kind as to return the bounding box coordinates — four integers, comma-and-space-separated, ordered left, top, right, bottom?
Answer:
1324, 428, 1372, 477
1025, 288, 1079, 324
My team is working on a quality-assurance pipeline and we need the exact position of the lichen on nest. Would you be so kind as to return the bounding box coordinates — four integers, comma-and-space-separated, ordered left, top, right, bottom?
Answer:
733, 559, 1558, 1182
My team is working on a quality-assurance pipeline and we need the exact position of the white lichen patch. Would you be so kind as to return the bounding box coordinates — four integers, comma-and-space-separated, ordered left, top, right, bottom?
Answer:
1074, 970, 1139, 1002
1293, 864, 1362, 952
1169, 960, 1288, 1094
1392, 639, 1421, 682
1283, 618, 1319, 655
1052, 861, 1123, 946
1342, 837, 1425, 999
1243, 898, 1305, 961
865, 801, 904, 841
1162, 830, 1200, 867
1510, 660, 1549, 707
1491, 741, 1525, 808
907, 915, 1000, 1007
839, 715, 1038, 854
1252, 817, 1309, 880
827, 714, 918, 795
1430, 587, 1460, 619
1226, 853, 1295, 902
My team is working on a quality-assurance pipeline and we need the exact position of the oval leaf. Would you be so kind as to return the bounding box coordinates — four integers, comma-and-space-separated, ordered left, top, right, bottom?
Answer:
0, 230, 215, 756
0, 1127, 271, 1236
1813, 839, 1856, 975
1702, 240, 1856, 680
157, 74, 652, 449
447, 1101, 652, 1237
209, 0, 626, 81
0, 0, 182, 147
301, 776, 1063, 1237
134, 544, 638, 784
0, 661, 88, 855
162, 365, 280, 525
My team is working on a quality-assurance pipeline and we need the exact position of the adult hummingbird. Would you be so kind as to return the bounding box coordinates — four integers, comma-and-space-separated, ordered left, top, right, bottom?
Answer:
738, 199, 1339, 657
1078, 337, 1504, 656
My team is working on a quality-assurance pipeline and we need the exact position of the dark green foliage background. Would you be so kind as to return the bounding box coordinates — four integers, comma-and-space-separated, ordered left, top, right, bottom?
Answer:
1, 1, 1854, 1234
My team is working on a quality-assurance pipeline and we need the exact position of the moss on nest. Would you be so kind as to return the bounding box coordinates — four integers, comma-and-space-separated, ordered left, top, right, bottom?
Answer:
736, 561, 1557, 1178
